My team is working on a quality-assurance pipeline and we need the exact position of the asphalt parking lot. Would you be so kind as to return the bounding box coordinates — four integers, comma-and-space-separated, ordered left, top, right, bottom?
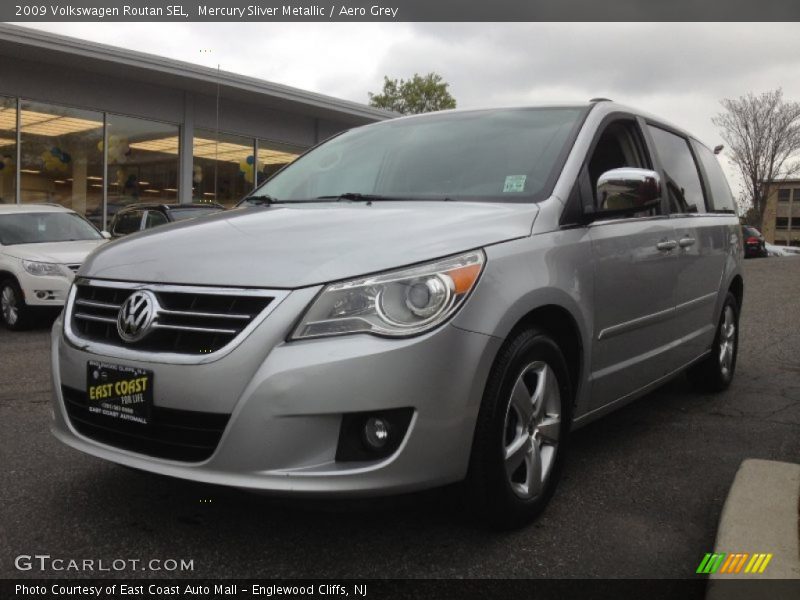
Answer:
1, 259, 799, 580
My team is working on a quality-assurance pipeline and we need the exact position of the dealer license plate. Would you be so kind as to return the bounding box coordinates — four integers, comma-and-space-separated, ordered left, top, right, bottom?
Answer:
86, 361, 153, 425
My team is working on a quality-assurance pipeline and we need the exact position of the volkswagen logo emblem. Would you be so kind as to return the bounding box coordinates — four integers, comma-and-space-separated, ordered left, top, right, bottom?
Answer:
117, 290, 158, 343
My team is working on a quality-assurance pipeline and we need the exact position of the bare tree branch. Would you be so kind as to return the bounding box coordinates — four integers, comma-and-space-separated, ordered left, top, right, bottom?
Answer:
712, 89, 800, 225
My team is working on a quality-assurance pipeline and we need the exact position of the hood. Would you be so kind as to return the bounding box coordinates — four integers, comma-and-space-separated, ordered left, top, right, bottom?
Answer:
5, 239, 108, 264
82, 201, 538, 288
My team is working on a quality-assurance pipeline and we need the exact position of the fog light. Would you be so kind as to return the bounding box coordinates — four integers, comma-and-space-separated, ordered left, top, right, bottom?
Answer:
335, 408, 414, 462
363, 417, 390, 449
36, 291, 47, 299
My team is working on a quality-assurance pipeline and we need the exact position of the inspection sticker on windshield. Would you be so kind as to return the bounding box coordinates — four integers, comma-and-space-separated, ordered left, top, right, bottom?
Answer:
503, 175, 527, 193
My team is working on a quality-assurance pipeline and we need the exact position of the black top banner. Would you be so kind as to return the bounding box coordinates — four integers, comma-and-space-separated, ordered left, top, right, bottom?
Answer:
4, 0, 800, 22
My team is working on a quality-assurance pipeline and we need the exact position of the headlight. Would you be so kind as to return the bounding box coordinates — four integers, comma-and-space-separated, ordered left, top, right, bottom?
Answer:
22, 260, 66, 277
291, 249, 485, 340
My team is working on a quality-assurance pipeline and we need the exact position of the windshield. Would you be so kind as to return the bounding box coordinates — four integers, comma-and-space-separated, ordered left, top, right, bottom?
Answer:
170, 207, 224, 222
0, 212, 103, 245
742, 226, 761, 237
251, 107, 586, 203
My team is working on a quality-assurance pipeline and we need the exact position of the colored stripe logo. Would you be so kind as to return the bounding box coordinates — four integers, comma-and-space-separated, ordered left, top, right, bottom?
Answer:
696, 552, 773, 574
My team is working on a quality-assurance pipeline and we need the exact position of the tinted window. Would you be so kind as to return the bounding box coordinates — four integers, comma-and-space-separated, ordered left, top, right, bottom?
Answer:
778, 189, 791, 202
253, 108, 586, 203
144, 210, 169, 229
0, 212, 102, 245
742, 226, 761, 237
113, 211, 143, 235
692, 140, 736, 213
649, 126, 705, 213
776, 217, 789, 229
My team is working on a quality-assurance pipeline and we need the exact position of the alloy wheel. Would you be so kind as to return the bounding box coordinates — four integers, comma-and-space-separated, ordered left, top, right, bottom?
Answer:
719, 305, 736, 377
503, 361, 561, 499
1, 285, 18, 326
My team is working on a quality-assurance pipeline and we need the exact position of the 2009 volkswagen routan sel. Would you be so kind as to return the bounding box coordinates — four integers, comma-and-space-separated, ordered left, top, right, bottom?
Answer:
51, 100, 743, 528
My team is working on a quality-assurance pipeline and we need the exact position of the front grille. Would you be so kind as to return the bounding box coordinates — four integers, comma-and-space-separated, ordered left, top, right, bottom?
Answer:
69, 281, 274, 355
61, 385, 230, 462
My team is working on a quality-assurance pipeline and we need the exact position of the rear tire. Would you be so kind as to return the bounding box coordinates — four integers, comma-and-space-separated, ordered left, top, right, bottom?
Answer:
0, 279, 32, 331
687, 292, 739, 392
465, 327, 572, 529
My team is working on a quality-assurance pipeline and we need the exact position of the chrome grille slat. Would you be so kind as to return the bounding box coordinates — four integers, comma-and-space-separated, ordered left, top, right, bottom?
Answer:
75, 298, 122, 310
67, 279, 278, 358
74, 312, 117, 324
153, 323, 239, 335
157, 308, 251, 321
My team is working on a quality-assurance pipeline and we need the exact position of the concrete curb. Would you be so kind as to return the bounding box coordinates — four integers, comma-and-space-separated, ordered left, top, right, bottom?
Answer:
706, 459, 800, 597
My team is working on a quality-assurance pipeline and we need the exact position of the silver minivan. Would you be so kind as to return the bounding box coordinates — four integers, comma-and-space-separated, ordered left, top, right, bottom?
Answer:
50, 101, 743, 528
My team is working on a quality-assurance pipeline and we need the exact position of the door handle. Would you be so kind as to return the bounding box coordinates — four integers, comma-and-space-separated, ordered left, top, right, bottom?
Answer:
656, 240, 678, 251
679, 237, 696, 248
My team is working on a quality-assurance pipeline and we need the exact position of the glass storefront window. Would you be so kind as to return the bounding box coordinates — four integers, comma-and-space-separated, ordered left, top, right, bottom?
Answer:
5, 97, 309, 219
106, 114, 179, 227
0, 97, 16, 205
256, 138, 303, 186
19, 101, 104, 220
193, 130, 255, 207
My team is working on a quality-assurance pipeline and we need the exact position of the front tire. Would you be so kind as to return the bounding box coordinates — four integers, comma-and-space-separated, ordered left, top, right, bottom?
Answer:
0, 279, 31, 331
687, 292, 739, 392
466, 328, 572, 529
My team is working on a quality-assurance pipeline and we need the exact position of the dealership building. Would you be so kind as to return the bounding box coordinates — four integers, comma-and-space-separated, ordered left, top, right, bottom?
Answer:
0, 24, 392, 229
761, 180, 800, 246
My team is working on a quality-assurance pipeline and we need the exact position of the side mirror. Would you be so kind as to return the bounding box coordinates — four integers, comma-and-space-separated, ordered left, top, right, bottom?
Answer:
100, 231, 112, 239
594, 168, 661, 217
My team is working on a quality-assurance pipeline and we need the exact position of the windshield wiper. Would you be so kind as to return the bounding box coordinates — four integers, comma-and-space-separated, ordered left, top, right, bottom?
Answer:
241, 194, 278, 206
316, 192, 417, 203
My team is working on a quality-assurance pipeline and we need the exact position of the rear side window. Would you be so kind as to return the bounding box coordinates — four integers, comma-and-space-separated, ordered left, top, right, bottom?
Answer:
112, 211, 143, 235
742, 226, 761, 237
144, 210, 169, 229
692, 140, 737, 213
648, 125, 705, 214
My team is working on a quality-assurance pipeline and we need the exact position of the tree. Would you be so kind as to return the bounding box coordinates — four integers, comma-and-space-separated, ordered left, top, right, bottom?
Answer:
368, 72, 456, 115
712, 89, 800, 225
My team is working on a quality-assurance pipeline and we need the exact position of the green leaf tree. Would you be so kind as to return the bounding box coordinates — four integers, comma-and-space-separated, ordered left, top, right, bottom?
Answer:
368, 73, 457, 115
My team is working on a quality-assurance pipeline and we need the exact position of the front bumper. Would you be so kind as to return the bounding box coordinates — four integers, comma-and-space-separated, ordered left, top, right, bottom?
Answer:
50, 288, 501, 496
19, 270, 73, 306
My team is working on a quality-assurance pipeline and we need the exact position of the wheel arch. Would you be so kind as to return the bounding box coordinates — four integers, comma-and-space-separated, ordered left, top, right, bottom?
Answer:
728, 274, 743, 311
505, 303, 584, 408
0, 269, 20, 284
0, 270, 22, 297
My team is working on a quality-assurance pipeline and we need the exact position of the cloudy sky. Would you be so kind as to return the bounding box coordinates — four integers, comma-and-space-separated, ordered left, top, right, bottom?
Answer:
15, 22, 800, 192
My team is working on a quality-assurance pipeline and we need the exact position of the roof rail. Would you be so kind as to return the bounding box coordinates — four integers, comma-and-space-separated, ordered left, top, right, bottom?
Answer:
589, 97, 613, 103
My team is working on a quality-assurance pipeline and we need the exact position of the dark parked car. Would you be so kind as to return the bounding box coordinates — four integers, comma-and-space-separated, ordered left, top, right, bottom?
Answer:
109, 203, 224, 238
742, 226, 767, 258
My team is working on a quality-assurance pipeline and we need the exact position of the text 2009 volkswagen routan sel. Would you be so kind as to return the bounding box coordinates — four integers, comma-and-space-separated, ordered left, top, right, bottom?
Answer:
51, 101, 743, 528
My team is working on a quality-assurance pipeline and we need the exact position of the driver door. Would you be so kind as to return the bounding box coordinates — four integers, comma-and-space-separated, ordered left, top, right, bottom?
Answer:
587, 119, 680, 409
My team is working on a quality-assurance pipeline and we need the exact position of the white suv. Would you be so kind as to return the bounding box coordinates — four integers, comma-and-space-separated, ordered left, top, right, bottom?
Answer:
0, 204, 108, 330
